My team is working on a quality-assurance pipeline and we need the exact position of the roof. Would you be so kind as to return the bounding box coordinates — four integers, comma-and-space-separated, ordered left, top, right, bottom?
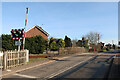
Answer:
26, 25, 49, 36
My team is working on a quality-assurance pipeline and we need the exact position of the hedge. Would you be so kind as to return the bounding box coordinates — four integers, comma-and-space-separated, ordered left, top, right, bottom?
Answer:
1, 34, 47, 54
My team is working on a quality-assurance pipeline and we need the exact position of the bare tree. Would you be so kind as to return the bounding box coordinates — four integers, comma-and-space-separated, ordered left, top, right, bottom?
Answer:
72, 39, 78, 47
84, 32, 102, 45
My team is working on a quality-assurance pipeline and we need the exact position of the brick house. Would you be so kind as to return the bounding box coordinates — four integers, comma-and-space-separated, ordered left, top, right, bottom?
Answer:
26, 25, 49, 40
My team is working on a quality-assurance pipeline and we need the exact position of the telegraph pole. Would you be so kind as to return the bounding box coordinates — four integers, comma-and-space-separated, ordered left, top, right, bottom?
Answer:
22, 8, 29, 50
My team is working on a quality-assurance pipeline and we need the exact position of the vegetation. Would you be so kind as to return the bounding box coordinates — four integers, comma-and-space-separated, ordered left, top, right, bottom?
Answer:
2, 34, 17, 51
83, 32, 102, 45
50, 41, 57, 51
2, 34, 47, 54
76, 37, 89, 50
28, 58, 48, 63
49, 37, 65, 51
25, 35, 47, 54
71, 39, 78, 47
64, 36, 72, 47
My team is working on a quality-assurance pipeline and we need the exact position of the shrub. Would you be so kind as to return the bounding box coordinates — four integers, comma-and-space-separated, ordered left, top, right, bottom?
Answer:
49, 38, 65, 51
50, 41, 57, 51
25, 35, 47, 54
2, 34, 47, 54
64, 36, 72, 47
2, 34, 17, 51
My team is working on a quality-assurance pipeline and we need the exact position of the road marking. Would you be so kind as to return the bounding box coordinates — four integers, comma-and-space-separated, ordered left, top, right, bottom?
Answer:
6, 70, 11, 72
2, 54, 76, 77
2, 53, 100, 77
46, 56, 93, 78
2, 60, 54, 77
14, 73, 37, 78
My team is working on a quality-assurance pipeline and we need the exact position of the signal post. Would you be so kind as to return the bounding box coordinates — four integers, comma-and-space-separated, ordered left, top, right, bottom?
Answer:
11, 29, 25, 51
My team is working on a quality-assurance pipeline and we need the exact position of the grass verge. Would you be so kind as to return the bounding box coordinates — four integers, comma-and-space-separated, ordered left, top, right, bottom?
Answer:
28, 58, 48, 64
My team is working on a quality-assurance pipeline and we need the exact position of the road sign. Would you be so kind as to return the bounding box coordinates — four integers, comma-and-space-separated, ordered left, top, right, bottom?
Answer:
15, 41, 21, 46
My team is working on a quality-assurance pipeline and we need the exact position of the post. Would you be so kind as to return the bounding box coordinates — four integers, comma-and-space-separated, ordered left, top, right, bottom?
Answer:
3, 52, 7, 70
23, 8, 29, 50
18, 50, 19, 65
0, 52, 3, 79
26, 50, 29, 63
18, 39, 20, 51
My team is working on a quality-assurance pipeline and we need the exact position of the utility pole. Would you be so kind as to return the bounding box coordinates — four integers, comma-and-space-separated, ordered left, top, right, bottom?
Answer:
22, 8, 29, 50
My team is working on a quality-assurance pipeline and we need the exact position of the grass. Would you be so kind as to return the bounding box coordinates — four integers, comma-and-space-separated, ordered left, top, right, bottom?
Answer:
28, 58, 48, 64
109, 49, 114, 51
103, 50, 107, 52
29, 53, 47, 56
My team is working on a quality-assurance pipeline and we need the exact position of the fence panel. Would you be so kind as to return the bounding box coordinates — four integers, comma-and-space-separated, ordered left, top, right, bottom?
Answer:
1, 49, 29, 70
0, 52, 3, 79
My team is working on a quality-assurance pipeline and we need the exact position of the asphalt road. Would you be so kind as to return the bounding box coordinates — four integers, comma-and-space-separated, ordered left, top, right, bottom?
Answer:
2, 52, 116, 80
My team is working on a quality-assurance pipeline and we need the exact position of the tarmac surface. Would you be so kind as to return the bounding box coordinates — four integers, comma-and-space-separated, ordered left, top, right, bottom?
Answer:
1, 51, 119, 80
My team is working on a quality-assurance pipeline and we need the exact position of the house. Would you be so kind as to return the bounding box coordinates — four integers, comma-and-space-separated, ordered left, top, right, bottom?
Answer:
26, 25, 49, 40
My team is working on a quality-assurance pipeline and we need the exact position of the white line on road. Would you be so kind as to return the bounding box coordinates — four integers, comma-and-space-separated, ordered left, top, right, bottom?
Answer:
2, 55, 72, 77
14, 73, 37, 78
46, 56, 94, 78
2, 60, 54, 77
2, 53, 97, 77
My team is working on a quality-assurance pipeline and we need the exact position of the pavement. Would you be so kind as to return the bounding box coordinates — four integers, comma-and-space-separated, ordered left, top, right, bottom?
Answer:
1, 53, 96, 79
1, 53, 92, 78
1, 53, 76, 77
1, 52, 119, 80
108, 53, 120, 79
53, 53, 115, 79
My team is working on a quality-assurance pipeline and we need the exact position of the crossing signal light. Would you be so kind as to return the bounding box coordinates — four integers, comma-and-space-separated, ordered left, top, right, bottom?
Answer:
16, 30, 22, 37
11, 29, 24, 40
11, 30, 16, 38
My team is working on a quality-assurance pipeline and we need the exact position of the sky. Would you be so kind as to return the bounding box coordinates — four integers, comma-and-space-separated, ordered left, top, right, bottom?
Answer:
2, 2, 118, 44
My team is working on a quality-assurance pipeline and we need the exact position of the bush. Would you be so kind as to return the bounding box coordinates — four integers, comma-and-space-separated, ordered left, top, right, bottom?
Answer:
64, 36, 72, 47
2, 34, 17, 51
49, 38, 65, 51
2, 34, 47, 54
57, 39, 65, 48
50, 41, 57, 51
76, 40, 89, 49
25, 35, 47, 54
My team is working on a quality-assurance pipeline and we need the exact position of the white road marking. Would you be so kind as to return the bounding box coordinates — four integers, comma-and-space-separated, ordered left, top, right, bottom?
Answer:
14, 73, 37, 78
2, 55, 73, 77
47, 53, 114, 78
2, 53, 100, 77
2, 60, 54, 77
6, 70, 11, 72
46, 56, 94, 78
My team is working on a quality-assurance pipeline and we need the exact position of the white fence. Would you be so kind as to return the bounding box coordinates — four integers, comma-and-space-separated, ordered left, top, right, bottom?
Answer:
0, 49, 29, 70
0, 52, 3, 79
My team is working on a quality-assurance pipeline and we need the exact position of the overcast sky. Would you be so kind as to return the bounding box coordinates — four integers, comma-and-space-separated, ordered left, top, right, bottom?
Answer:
2, 2, 118, 44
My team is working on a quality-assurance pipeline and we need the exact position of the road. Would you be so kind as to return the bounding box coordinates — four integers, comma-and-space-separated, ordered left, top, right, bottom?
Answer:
2, 52, 116, 80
